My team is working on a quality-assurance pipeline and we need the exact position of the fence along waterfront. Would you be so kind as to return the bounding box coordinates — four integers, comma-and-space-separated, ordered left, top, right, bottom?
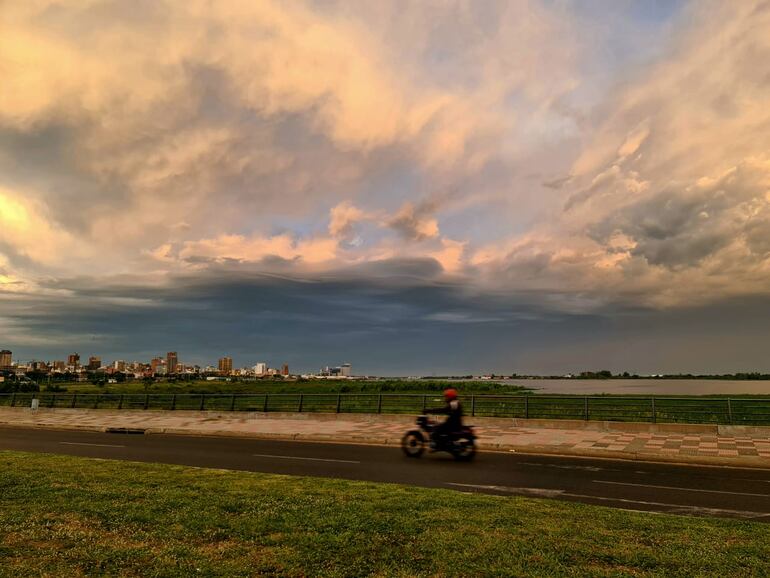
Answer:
2, 392, 770, 425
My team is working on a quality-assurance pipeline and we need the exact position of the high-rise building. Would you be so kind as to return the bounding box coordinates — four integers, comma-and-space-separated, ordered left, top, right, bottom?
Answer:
340, 363, 352, 377
31, 360, 49, 372
67, 353, 80, 368
0, 350, 11, 370
254, 362, 267, 376
166, 352, 178, 375
218, 357, 233, 374
282, 363, 289, 376
53, 360, 66, 372
113, 360, 126, 372
150, 357, 164, 374
87, 356, 101, 370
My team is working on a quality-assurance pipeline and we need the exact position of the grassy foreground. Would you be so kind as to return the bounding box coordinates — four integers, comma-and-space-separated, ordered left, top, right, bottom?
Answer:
1, 453, 768, 577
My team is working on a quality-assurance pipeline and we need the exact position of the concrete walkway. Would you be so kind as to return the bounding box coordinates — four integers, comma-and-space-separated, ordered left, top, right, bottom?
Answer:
1, 407, 769, 468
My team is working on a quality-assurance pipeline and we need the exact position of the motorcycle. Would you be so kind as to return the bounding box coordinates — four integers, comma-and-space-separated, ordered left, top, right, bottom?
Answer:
401, 415, 477, 461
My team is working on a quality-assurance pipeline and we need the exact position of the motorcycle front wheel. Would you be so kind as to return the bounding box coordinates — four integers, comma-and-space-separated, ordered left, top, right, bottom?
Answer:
451, 434, 476, 462
401, 430, 425, 458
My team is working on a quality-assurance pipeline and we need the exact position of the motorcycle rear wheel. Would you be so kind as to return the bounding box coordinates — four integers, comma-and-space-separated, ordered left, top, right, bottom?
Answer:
401, 430, 425, 458
452, 434, 476, 461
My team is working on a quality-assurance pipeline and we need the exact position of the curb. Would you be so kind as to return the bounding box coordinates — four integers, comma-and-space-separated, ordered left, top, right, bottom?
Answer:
480, 444, 770, 470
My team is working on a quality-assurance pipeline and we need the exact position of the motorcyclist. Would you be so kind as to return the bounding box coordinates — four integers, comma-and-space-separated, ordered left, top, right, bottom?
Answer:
425, 388, 463, 449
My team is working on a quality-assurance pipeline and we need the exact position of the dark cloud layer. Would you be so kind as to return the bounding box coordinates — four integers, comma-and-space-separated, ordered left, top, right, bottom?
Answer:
4, 262, 770, 374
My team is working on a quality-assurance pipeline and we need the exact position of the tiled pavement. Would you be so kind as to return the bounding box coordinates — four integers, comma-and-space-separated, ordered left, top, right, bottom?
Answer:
1, 407, 769, 466
476, 426, 770, 459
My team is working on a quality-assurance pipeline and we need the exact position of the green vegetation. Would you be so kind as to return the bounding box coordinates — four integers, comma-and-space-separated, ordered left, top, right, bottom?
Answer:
3, 381, 770, 424
41, 379, 533, 396
0, 451, 767, 577
0, 380, 37, 394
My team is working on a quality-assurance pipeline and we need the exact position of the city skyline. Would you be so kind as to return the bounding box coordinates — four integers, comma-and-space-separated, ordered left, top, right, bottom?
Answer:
5, 342, 770, 379
3, 2, 770, 375
0, 347, 359, 378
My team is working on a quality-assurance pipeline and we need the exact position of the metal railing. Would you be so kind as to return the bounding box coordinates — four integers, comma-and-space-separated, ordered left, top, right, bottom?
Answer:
0, 393, 769, 425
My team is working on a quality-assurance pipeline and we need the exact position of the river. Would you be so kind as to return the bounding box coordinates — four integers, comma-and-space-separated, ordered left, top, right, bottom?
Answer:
492, 379, 770, 396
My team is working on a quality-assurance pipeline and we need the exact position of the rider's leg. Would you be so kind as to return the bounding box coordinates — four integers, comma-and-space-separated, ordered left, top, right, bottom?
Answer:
431, 422, 449, 449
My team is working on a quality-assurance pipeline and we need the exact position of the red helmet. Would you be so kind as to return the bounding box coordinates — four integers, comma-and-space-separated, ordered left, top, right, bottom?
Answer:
443, 388, 458, 401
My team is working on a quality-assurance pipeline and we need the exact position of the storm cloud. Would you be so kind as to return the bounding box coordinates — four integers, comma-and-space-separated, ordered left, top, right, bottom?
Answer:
2, 1, 770, 372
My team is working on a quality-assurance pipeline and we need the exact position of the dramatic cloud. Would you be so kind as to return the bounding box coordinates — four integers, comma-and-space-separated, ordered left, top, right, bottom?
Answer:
329, 202, 369, 240
472, 1, 770, 308
387, 201, 441, 241
2, 0, 770, 372
178, 233, 339, 265
0, 0, 580, 268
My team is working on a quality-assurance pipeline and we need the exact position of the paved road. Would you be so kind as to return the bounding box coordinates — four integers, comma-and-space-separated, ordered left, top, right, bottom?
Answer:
1, 426, 769, 521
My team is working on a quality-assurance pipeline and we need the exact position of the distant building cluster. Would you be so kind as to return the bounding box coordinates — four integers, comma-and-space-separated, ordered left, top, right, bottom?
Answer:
317, 363, 352, 378
0, 348, 355, 382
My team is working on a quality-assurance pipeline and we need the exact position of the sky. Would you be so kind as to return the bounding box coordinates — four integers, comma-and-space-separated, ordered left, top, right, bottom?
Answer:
2, 0, 770, 375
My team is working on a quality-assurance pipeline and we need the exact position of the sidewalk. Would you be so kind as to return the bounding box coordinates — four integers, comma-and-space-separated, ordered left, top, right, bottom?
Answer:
1, 407, 769, 468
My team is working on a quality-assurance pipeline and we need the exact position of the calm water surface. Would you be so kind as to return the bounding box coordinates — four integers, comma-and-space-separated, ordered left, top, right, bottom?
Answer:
494, 379, 770, 396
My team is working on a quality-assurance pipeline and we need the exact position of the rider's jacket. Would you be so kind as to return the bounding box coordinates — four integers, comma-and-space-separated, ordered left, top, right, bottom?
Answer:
428, 399, 463, 432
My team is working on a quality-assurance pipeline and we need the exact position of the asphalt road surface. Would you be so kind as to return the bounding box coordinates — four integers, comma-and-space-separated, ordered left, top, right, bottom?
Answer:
1, 426, 769, 521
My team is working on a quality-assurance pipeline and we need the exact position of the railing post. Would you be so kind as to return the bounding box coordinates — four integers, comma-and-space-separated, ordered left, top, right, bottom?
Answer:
298, 394, 304, 413
524, 396, 529, 419
230, 394, 236, 412
118, 394, 124, 410
199, 394, 206, 411
144, 394, 149, 410
10, 393, 16, 407
584, 396, 589, 420
422, 395, 427, 413
71, 394, 77, 408
727, 398, 733, 425
377, 394, 382, 414
651, 397, 656, 423
336, 394, 342, 413
171, 394, 177, 410
94, 395, 100, 409
471, 395, 476, 417
50, 394, 56, 408
263, 394, 269, 413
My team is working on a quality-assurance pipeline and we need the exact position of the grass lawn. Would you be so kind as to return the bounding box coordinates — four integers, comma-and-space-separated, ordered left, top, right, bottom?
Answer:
0, 452, 767, 577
